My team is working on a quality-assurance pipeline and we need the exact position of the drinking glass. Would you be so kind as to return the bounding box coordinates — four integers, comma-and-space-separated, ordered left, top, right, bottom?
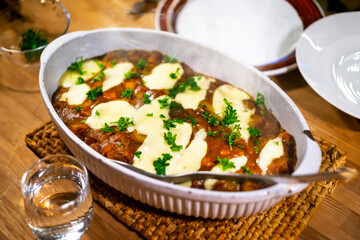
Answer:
21, 155, 93, 240
0, 0, 70, 92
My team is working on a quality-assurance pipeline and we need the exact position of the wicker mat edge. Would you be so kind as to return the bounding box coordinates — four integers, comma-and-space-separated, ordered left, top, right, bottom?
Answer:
25, 121, 347, 240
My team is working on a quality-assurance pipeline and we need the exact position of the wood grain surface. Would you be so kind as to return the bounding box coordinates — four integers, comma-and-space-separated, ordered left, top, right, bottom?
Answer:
0, 1, 358, 239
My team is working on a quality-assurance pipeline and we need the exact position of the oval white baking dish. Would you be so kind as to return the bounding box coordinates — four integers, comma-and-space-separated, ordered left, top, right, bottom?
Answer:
39, 28, 321, 219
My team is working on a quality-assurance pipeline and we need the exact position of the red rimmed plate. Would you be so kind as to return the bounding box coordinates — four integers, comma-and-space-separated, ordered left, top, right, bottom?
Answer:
155, 0, 324, 76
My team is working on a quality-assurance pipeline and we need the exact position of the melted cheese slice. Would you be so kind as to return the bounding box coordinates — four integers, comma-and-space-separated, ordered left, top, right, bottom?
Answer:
204, 155, 248, 190
102, 62, 134, 91
175, 76, 214, 110
213, 84, 255, 141
59, 84, 90, 106
133, 122, 192, 174
85, 100, 136, 129
58, 60, 102, 88
130, 96, 170, 135
257, 137, 284, 174
167, 129, 208, 175
143, 63, 183, 89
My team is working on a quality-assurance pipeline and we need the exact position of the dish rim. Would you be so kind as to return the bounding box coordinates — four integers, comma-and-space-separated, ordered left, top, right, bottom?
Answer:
39, 27, 321, 203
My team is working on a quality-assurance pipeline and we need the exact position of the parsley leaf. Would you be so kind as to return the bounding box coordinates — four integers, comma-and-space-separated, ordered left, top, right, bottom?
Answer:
158, 97, 170, 109
100, 123, 114, 133
217, 155, 235, 171
143, 93, 151, 104
164, 132, 183, 152
255, 92, 266, 115
187, 116, 197, 126
86, 86, 103, 100
122, 88, 133, 99
160, 114, 166, 118
75, 76, 85, 85
168, 77, 201, 98
135, 58, 148, 70
74, 106, 82, 111
110, 60, 116, 67
254, 146, 259, 153
93, 71, 105, 82
69, 56, 87, 75
111, 117, 134, 132
241, 166, 253, 175
146, 113, 153, 117
134, 151, 142, 158
153, 153, 173, 175
94, 58, 105, 69
124, 71, 138, 79
247, 126, 262, 138
224, 125, 241, 150
164, 55, 178, 63
163, 118, 186, 130
18, 28, 48, 62
221, 98, 240, 127
95, 110, 100, 116
169, 68, 180, 79
203, 111, 219, 126
274, 141, 279, 146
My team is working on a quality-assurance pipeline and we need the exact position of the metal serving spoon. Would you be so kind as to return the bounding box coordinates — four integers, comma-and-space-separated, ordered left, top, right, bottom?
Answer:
110, 159, 357, 185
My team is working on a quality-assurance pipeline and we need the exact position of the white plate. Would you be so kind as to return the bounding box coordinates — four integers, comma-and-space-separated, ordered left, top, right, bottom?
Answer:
156, 0, 324, 76
297, 12, 360, 119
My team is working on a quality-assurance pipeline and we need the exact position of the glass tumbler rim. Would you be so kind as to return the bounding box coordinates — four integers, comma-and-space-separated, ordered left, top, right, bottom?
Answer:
21, 154, 90, 208
0, 0, 71, 54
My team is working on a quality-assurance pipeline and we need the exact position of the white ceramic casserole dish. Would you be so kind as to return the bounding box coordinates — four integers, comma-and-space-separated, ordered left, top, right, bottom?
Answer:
39, 28, 321, 219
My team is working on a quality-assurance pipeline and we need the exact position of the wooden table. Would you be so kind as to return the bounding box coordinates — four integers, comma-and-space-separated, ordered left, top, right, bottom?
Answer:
0, 1, 359, 239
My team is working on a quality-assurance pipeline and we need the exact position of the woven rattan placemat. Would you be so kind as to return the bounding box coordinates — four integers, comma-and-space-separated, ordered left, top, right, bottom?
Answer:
25, 121, 346, 239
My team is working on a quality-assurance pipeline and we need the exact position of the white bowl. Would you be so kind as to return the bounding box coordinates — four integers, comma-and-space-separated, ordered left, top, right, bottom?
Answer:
39, 28, 321, 219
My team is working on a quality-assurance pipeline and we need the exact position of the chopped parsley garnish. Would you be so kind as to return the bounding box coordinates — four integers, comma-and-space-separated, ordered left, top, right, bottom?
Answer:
238, 145, 243, 149
169, 68, 180, 79
164, 55, 178, 63
203, 111, 219, 126
254, 146, 259, 153
158, 97, 170, 109
110, 60, 116, 67
207, 131, 215, 137
255, 92, 266, 115
247, 126, 262, 138
93, 71, 105, 82
224, 125, 241, 150
134, 151, 142, 158
241, 166, 253, 175
100, 123, 114, 133
18, 28, 48, 62
187, 116, 197, 126
221, 98, 239, 127
74, 106, 82, 111
143, 93, 151, 104
118, 142, 123, 147
274, 141, 279, 146
121, 88, 133, 99
164, 132, 183, 152
146, 113, 153, 117
153, 153, 173, 175
200, 103, 207, 108
75, 76, 85, 85
254, 139, 260, 146
86, 86, 103, 100
160, 114, 166, 118
168, 77, 201, 98
163, 118, 186, 130
135, 58, 148, 70
94, 58, 105, 69
217, 155, 235, 171
111, 117, 134, 132
80, 119, 87, 123
124, 71, 138, 79
69, 56, 87, 75
95, 110, 100, 116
